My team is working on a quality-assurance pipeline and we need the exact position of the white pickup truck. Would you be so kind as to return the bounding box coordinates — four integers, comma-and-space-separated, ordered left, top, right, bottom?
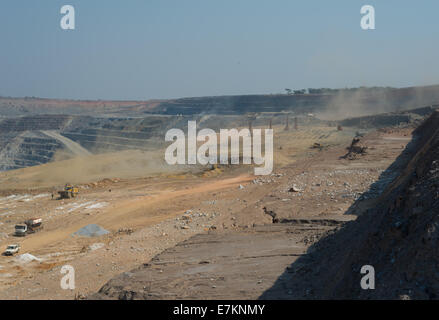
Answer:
3, 244, 20, 256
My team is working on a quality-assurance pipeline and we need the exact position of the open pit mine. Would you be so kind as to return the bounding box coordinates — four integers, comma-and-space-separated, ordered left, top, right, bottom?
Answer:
0, 86, 439, 300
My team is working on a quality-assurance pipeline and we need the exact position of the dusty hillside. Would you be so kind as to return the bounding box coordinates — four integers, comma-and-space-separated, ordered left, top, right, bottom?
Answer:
0, 97, 162, 117
2, 85, 439, 118
0, 149, 189, 191
1, 85, 438, 172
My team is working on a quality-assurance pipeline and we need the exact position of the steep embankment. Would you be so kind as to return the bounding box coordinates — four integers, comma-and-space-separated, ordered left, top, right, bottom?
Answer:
331, 109, 439, 299
267, 110, 439, 299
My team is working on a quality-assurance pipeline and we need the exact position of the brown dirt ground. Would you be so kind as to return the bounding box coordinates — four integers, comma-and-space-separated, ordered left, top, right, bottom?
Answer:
90, 126, 416, 300
0, 123, 413, 300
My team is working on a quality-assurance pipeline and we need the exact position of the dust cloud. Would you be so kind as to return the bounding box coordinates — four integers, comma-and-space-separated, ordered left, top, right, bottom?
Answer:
0, 148, 188, 190
315, 85, 439, 121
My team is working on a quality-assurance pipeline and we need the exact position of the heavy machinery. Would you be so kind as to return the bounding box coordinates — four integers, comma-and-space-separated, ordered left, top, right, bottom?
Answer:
14, 218, 43, 237
58, 184, 79, 199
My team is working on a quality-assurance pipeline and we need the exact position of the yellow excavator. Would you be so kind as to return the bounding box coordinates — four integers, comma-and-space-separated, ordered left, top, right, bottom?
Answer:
58, 184, 79, 199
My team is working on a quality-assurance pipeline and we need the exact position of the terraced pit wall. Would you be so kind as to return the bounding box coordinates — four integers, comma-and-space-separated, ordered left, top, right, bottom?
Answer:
0, 116, 70, 170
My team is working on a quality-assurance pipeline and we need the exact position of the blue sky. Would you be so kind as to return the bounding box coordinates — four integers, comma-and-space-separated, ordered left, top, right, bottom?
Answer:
0, 0, 438, 100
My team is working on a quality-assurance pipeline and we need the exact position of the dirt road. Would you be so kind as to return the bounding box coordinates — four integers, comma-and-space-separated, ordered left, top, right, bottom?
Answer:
41, 130, 92, 156
0, 172, 254, 299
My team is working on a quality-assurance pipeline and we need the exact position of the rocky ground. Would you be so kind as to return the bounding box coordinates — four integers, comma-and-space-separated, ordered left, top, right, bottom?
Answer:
91, 124, 420, 300
277, 110, 439, 300
0, 111, 434, 300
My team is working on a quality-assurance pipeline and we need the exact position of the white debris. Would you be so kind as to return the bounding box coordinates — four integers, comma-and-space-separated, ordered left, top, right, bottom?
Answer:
23, 193, 51, 202
0, 194, 30, 202
85, 202, 108, 210
0, 210, 16, 217
289, 185, 302, 192
67, 201, 94, 213
0, 273, 12, 278
16, 253, 42, 264
89, 243, 105, 251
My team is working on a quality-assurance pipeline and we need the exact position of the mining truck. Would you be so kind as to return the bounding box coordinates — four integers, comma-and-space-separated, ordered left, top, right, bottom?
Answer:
14, 218, 43, 237
58, 184, 79, 199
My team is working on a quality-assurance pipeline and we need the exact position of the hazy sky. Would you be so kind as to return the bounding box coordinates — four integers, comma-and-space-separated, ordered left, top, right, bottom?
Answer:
0, 0, 438, 100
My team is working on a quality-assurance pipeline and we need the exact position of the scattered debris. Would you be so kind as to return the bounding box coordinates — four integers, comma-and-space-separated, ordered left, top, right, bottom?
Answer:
288, 185, 302, 193
116, 228, 134, 235
89, 243, 105, 251
85, 202, 108, 210
311, 142, 323, 150
16, 253, 41, 264
341, 137, 368, 160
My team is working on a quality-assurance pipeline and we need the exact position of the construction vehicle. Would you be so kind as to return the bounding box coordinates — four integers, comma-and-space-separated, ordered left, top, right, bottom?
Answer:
3, 244, 20, 256
14, 218, 43, 237
58, 184, 79, 199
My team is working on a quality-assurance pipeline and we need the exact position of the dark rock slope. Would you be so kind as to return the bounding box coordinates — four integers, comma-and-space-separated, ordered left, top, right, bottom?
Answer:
262, 110, 439, 299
